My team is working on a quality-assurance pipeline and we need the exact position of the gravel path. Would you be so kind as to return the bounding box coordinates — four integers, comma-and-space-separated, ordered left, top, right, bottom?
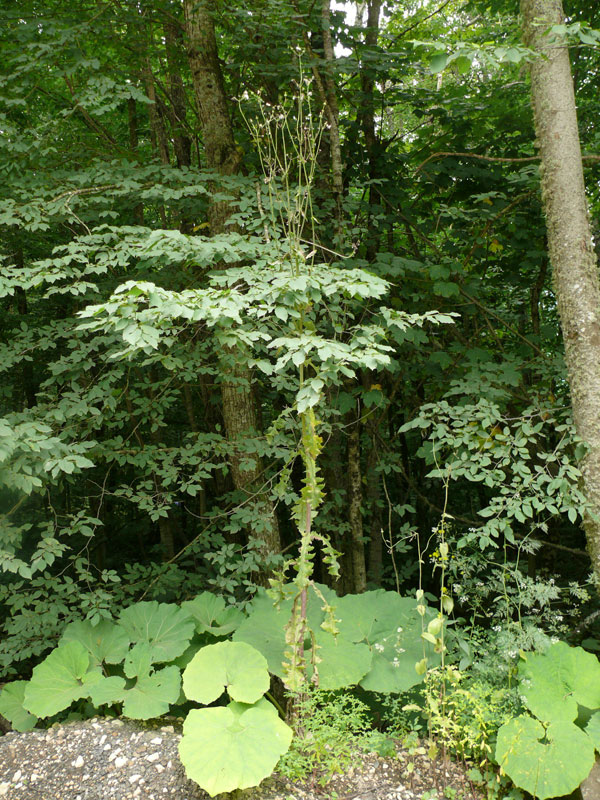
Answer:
0, 718, 482, 800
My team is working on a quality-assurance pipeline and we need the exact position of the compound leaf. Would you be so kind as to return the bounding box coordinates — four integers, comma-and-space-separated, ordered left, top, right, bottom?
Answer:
179, 698, 292, 797
182, 641, 269, 705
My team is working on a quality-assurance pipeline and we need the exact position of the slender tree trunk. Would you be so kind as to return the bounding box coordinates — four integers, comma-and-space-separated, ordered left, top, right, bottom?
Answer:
347, 417, 367, 592
521, 0, 600, 588
163, 18, 193, 170
357, 0, 382, 262
183, 0, 281, 562
183, 0, 241, 234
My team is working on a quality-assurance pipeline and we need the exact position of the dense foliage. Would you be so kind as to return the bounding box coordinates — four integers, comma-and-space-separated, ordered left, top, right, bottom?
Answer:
1, 0, 600, 797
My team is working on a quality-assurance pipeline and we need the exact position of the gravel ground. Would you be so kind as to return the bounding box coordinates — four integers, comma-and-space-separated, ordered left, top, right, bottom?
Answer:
0, 718, 483, 800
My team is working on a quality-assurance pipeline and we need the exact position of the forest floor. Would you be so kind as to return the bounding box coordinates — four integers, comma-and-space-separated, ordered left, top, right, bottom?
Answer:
0, 717, 483, 800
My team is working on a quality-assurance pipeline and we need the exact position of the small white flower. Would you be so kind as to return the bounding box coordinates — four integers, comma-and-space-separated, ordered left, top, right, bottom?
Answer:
397, 627, 403, 633
374, 643, 385, 652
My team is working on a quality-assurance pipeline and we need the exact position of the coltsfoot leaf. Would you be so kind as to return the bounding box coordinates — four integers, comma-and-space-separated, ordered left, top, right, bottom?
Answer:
118, 601, 195, 664
122, 665, 181, 720
495, 714, 595, 800
23, 640, 102, 718
179, 698, 292, 797
0, 682, 38, 732
182, 641, 269, 705
519, 641, 600, 722
60, 619, 130, 665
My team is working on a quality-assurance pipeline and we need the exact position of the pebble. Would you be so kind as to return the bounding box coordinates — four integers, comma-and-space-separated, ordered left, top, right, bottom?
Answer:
73, 755, 85, 768
114, 756, 128, 768
129, 774, 141, 784
0, 784, 9, 797
146, 752, 160, 762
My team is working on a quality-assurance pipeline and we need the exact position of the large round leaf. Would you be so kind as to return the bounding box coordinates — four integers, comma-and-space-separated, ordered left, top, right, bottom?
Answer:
179, 698, 292, 797
118, 601, 195, 664
335, 590, 439, 693
519, 642, 600, 722
233, 584, 344, 683
182, 592, 245, 636
122, 665, 181, 720
233, 592, 289, 678
23, 640, 103, 718
59, 619, 130, 665
311, 630, 371, 690
182, 641, 269, 705
586, 711, 600, 750
496, 714, 595, 800
0, 681, 38, 732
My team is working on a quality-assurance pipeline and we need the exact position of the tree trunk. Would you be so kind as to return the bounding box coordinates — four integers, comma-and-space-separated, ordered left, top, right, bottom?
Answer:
521, 0, 600, 588
183, 0, 281, 562
183, 0, 241, 234
357, 0, 382, 262
347, 420, 367, 592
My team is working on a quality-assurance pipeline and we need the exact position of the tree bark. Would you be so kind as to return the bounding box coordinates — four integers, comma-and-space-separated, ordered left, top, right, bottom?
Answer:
357, 0, 382, 262
521, 0, 600, 588
183, 0, 241, 234
347, 419, 367, 592
183, 0, 281, 562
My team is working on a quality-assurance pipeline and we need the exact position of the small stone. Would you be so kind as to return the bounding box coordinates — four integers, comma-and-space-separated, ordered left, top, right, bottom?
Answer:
146, 752, 160, 762
104, 744, 111, 751
114, 756, 128, 768
0, 783, 9, 796
73, 756, 85, 769
99, 734, 107, 745
129, 774, 141, 784
12, 771, 21, 782
155, 764, 164, 774
150, 737, 163, 745
108, 749, 121, 762
31, 773, 38, 782
160, 725, 174, 733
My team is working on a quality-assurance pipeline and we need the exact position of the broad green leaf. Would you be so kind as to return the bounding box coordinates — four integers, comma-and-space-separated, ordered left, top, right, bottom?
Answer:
23, 641, 103, 718
179, 698, 292, 797
233, 593, 288, 678
60, 619, 130, 665
233, 585, 337, 680
496, 715, 595, 800
0, 681, 38, 732
312, 630, 372, 690
182, 592, 245, 636
519, 642, 600, 722
124, 642, 153, 679
335, 590, 439, 693
430, 52, 448, 73
88, 676, 126, 707
118, 601, 195, 664
122, 666, 181, 720
182, 641, 269, 705
585, 711, 600, 751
